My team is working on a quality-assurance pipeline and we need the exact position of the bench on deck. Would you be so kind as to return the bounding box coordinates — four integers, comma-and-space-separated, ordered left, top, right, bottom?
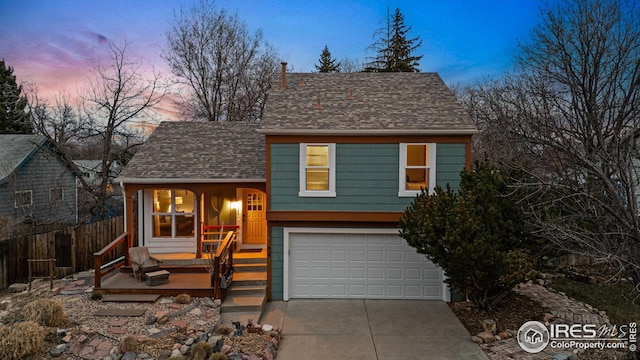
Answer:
146, 270, 170, 286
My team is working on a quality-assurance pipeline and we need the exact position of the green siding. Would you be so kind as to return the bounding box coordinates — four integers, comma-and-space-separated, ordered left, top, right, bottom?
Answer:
269, 143, 467, 211
270, 226, 284, 300
435, 143, 466, 191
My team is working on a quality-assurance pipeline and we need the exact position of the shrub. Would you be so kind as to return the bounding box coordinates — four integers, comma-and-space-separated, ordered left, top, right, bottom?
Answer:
210, 353, 228, 360
23, 299, 66, 327
118, 334, 140, 353
399, 160, 534, 310
214, 325, 233, 336
91, 291, 103, 301
0, 321, 45, 359
176, 294, 192, 304
189, 341, 213, 360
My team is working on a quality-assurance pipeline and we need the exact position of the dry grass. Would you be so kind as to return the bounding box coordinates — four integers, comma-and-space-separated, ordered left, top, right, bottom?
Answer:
118, 334, 140, 353
175, 294, 192, 304
22, 298, 66, 327
214, 325, 233, 336
0, 321, 45, 360
189, 341, 213, 360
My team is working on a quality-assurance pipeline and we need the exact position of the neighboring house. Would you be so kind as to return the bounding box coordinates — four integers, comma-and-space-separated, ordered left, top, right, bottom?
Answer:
74, 160, 121, 187
117, 69, 476, 301
0, 134, 77, 236
73, 160, 123, 222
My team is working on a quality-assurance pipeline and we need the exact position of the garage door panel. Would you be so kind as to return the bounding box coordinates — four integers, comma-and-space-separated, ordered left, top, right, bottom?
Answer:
349, 250, 365, 262
289, 231, 444, 299
331, 267, 347, 279
368, 267, 384, 279
350, 267, 365, 279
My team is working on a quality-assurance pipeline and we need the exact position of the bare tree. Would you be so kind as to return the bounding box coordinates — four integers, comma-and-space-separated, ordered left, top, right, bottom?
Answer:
462, 0, 640, 291
80, 41, 165, 220
339, 57, 365, 73
164, 0, 280, 121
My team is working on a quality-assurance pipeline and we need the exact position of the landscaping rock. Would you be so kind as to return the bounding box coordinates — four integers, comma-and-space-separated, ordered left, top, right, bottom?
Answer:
8, 283, 27, 292
482, 319, 496, 334
544, 312, 555, 323
477, 331, 496, 344
471, 335, 484, 344
121, 352, 137, 360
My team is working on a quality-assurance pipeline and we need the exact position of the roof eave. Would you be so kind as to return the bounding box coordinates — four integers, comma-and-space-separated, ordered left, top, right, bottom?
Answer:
116, 178, 266, 185
257, 128, 478, 136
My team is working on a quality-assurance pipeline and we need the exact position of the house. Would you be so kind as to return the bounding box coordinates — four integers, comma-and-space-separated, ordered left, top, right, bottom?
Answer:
73, 159, 123, 222
117, 68, 476, 301
0, 134, 77, 236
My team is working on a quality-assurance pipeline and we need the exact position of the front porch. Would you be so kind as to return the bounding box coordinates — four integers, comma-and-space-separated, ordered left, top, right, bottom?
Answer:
94, 247, 266, 298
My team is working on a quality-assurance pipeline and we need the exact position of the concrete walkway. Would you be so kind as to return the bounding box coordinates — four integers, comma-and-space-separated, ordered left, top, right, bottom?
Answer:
260, 299, 489, 360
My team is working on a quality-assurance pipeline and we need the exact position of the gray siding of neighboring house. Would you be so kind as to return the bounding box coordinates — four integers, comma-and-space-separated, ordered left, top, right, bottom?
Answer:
0, 146, 76, 227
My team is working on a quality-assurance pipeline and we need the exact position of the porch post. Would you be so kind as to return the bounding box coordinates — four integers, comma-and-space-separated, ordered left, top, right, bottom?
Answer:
196, 193, 202, 258
126, 190, 135, 265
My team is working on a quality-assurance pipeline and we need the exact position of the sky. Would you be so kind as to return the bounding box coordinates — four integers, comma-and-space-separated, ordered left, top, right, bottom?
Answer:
0, 0, 548, 119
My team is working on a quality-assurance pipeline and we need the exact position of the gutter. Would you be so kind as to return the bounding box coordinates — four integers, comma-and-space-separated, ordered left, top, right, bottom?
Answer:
114, 178, 266, 185
256, 128, 478, 136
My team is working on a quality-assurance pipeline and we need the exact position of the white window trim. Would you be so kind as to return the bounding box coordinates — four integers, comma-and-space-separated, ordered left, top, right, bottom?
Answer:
398, 143, 437, 197
150, 189, 196, 239
299, 143, 336, 197
15, 190, 33, 207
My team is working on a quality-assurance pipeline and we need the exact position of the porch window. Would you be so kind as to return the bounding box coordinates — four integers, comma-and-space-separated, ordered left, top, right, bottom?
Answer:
299, 143, 336, 197
152, 189, 195, 238
399, 143, 436, 197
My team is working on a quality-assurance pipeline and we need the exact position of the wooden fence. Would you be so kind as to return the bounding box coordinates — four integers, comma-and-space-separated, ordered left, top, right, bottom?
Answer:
0, 216, 124, 290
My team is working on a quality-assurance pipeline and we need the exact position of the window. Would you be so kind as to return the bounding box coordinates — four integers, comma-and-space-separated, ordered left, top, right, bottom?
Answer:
15, 190, 32, 207
399, 143, 436, 196
152, 189, 195, 238
50, 188, 63, 202
299, 143, 336, 197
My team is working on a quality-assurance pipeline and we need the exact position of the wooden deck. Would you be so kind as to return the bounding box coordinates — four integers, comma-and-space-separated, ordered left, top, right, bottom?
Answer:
94, 249, 266, 297
96, 269, 215, 297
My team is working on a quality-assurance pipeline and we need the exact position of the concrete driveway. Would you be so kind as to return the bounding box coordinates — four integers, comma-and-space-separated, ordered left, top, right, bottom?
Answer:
259, 299, 489, 360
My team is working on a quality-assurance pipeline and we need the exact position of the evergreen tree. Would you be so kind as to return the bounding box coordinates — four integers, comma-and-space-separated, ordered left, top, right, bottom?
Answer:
0, 59, 32, 134
315, 45, 340, 73
399, 160, 533, 310
365, 8, 423, 72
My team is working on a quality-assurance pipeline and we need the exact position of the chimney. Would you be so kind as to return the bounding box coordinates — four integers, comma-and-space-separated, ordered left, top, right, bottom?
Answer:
281, 62, 287, 90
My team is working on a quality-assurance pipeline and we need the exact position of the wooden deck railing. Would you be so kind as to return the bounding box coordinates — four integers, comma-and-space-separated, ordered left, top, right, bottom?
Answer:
212, 231, 235, 300
93, 232, 130, 288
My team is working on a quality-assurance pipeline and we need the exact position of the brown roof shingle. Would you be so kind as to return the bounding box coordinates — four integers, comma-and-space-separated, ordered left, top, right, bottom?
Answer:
261, 72, 476, 135
117, 121, 264, 183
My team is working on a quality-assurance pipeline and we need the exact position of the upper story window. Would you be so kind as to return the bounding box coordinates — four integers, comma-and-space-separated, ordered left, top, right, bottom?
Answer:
15, 190, 33, 207
299, 143, 336, 197
399, 143, 436, 197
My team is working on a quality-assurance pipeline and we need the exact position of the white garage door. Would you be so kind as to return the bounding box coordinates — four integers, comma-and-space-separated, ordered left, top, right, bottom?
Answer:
286, 229, 445, 300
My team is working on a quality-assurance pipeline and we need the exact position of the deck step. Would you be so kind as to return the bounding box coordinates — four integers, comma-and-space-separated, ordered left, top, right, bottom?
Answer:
234, 263, 266, 272
233, 271, 267, 282
227, 283, 266, 296
233, 257, 267, 265
221, 294, 266, 313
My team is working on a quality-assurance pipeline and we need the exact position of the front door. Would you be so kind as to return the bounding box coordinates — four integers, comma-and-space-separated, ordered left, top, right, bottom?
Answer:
243, 190, 266, 244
